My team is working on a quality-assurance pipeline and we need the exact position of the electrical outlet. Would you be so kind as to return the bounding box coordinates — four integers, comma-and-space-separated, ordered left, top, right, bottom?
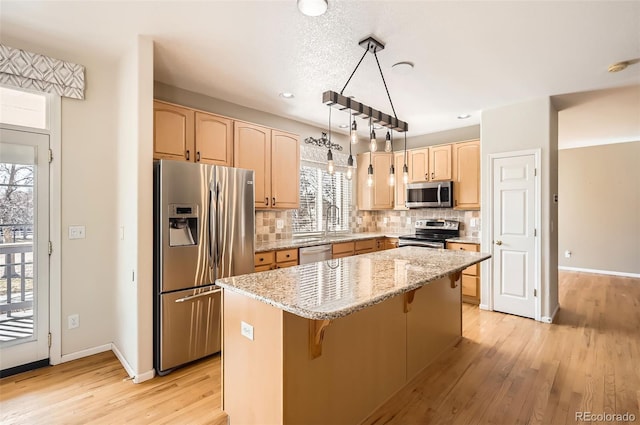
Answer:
241, 321, 254, 341
406, 217, 411, 225
68, 314, 80, 329
383, 217, 388, 224
357, 217, 363, 225
276, 219, 284, 230
68, 225, 86, 240
470, 218, 478, 228
564, 250, 572, 258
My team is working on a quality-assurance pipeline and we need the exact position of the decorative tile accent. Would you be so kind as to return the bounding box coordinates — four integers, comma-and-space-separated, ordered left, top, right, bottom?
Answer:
0, 44, 85, 99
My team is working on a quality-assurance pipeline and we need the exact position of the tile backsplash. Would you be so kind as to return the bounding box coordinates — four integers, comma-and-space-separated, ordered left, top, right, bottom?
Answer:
256, 208, 481, 241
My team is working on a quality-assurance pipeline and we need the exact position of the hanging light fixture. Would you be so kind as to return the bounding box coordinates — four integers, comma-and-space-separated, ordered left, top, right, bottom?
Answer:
346, 108, 354, 180
346, 153, 354, 180
327, 107, 334, 174
384, 130, 392, 152
322, 36, 409, 186
388, 130, 395, 186
367, 152, 374, 187
403, 132, 409, 184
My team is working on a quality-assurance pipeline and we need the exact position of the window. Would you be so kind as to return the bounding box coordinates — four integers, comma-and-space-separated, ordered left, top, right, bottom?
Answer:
293, 165, 352, 234
0, 86, 48, 129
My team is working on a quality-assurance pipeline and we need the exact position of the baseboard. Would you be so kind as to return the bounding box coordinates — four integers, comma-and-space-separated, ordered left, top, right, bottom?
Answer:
479, 303, 490, 311
111, 343, 156, 384
540, 304, 559, 324
60, 343, 111, 363
558, 266, 640, 278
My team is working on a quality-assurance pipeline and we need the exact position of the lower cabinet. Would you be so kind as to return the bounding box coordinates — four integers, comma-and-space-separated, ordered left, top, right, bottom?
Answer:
446, 242, 480, 304
332, 242, 355, 259
385, 238, 399, 249
254, 248, 298, 271
355, 239, 376, 255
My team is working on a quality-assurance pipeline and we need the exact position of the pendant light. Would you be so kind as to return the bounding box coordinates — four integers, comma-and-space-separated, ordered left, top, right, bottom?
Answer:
346, 154, 354, 180
388, 130, 395, 186
346, 109, 354, 180
350, 116, 358, 144
369, 118, 377, 152
367, 152, 374, 187
327, 107, 335, 175
384, 130, 392, 152
402, 132, 409, 184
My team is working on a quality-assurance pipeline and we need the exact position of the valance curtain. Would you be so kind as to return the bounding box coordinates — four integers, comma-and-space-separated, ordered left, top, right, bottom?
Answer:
300, 144, 355, 173
0, 44, 85, 100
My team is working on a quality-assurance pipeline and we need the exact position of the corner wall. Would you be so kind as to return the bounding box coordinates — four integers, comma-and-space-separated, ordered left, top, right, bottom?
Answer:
480, 97, 559, 321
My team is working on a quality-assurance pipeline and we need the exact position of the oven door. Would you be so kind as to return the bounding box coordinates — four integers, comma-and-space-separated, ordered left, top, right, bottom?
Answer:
398, 238, 445, 249
406, 181, 453, 208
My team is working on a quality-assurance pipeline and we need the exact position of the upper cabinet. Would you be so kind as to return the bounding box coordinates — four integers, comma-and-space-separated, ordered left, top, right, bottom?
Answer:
394, 152, 408, 210
429, 144, 452, 181
452, 139, 480, 210
357, 152, 394, 210
234, 122, 299, 210
153, 101, 232, 166
195, 112, 233, 166
408, 145, 452, 183
153, 101, 195, 162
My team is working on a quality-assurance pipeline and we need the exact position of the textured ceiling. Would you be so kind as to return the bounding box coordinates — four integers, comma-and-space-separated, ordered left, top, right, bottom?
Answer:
1, 1, 639, 144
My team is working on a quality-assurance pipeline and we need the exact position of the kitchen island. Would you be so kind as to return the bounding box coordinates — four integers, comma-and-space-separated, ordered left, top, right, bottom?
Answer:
216, 246, 490, 425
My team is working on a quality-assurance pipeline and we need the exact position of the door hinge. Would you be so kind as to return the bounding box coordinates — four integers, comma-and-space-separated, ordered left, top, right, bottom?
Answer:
534, 168, 537, 176
48, 241, 53, 255
534, 289, 537, 297
534, 229, 537, 237
48, 332, 52, 348
48, 149, 53, 163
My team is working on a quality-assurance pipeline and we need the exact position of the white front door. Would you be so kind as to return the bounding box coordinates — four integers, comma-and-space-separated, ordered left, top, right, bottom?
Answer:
0, 128, 50, 372
491, 153, 538, 319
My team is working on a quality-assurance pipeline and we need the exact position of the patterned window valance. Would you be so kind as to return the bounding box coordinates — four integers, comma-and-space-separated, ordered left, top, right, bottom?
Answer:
0, 44, 85, 100
300, 144, 356, 172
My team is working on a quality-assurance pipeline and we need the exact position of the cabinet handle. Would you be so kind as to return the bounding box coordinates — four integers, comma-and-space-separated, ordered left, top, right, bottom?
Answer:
425, 173, 428, 180
186, 150, 190, 160
272, 197, 276, 206
286, 254, 290, 258
265, 197, 269, 206
431, 172, 434, 179
259, 257, 264, 262
196, 151, 201, 162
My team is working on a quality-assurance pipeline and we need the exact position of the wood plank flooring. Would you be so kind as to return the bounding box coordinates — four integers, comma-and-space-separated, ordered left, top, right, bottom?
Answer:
1, 271, 638, 424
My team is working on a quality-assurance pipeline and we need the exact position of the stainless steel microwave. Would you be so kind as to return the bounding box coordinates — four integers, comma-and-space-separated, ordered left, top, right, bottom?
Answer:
405, 181, 453, 208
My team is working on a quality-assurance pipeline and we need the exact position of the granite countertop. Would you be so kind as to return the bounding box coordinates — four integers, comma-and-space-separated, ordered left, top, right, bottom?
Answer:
255, 232, 404, 252
216, 246, 491, 320
446, 236, 481, 244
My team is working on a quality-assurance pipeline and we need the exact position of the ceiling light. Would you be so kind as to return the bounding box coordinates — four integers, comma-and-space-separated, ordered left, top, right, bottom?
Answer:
608, 61, 629, 73
457, 114, 471, 119
391, 61, 414, 75
279, 92, 294, 99
338, 124, 349, 128
297, 0, 327, 17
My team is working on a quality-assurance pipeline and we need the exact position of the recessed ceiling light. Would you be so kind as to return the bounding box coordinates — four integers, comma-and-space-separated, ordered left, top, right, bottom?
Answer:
297, 0, 327, 17
338, 124, 349, 129
457, 114, 471, 120
373, 124, 383, 130
608, 61, 629, 73
391, 61, 414, 75
279, 92, 295, 99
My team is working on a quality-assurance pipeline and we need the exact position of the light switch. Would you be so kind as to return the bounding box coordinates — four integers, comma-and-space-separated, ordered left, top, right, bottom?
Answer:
276, 219, 284, 229
68, 225, 86, 240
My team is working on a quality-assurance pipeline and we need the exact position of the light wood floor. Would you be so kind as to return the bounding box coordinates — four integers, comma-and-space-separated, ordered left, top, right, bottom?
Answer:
1, 271, 638, 424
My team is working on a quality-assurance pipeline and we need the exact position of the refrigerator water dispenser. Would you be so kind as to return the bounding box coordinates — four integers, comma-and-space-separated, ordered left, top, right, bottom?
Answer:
168, 204, 198, 246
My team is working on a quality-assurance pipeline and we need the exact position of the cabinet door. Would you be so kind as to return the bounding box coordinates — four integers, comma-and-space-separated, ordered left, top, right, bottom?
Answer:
452, 140, 480, 210
271, 130, 300, 209
195, 112, 233, 166
446, 242, 479, 275
408, 148, 429, 182
394, 152, 408, 210
153, 101, 195, 161
234, 122, 271, 209
372, 153, 394, 209
429, 144, 452, 181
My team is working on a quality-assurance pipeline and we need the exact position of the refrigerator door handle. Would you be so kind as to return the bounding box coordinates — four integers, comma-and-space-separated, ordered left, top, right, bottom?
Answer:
209, 183, 217, 278
174, 288, 222, 303
216, 182, 223, 266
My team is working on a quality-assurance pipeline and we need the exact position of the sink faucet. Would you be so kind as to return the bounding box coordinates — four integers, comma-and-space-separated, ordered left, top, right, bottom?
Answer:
325, 205, 340, 237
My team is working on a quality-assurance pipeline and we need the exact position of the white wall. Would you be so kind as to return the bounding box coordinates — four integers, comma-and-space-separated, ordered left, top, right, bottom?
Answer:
1, 36, 120, 356
480, 97, 559, 321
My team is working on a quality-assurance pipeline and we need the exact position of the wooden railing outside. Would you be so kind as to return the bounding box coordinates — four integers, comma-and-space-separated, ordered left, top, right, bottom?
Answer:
0, 242, 33, 316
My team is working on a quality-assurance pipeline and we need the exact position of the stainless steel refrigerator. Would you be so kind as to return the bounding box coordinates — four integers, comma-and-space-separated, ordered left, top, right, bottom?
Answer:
153, 160, 255, 375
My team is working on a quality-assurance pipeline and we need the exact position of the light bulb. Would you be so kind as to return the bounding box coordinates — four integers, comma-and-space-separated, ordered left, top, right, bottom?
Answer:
346, 166, 353, 180
384, 131, 392, 152
346, 154, 354, 180
389, 172, 395, 186
350, 120, 358, 144
327, 159, 334, 175
370, 129, 377, 152
367, 174, 374, 187
403, 164, 409, 184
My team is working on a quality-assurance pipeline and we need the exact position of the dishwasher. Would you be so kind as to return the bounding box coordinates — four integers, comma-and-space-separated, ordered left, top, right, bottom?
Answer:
299, 244, 333, 264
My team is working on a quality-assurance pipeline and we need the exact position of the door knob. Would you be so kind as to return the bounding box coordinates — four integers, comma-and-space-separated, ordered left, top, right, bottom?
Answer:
495, 240, 503, 245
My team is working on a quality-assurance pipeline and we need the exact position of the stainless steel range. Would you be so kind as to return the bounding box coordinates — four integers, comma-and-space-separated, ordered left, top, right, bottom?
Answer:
398, 219, 460, 248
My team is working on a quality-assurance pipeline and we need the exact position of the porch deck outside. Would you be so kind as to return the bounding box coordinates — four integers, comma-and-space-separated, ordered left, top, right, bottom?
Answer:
0, 235, 34, 343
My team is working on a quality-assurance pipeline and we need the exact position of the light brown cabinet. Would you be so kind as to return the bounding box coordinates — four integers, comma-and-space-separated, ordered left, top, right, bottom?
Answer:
394, 152, 408, 210
452, 139, 480, 210
332, 241, 355, 259
384, 238, 399, 249
446, 242, 480, 304
254, 248, 299, 271
234, 122, 299, 210
408, 145, 452, 183
355, 239, 376, 255
153, 101, 233, 166
357, 153, 394, 210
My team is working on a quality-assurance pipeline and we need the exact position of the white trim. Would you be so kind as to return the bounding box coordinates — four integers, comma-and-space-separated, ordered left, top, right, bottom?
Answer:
541, 304, 559, 324
111, 343, 156, 384
59, 343, 111, 363
487, 148, 542, 321
559, 137, 639, 150
558, 266, 640, 279
479, 303, 491, 311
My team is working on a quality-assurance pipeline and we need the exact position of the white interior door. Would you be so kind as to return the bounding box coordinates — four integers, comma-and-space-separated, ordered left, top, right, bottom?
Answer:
0, 128, 50, 372
492, 153, 538, 319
